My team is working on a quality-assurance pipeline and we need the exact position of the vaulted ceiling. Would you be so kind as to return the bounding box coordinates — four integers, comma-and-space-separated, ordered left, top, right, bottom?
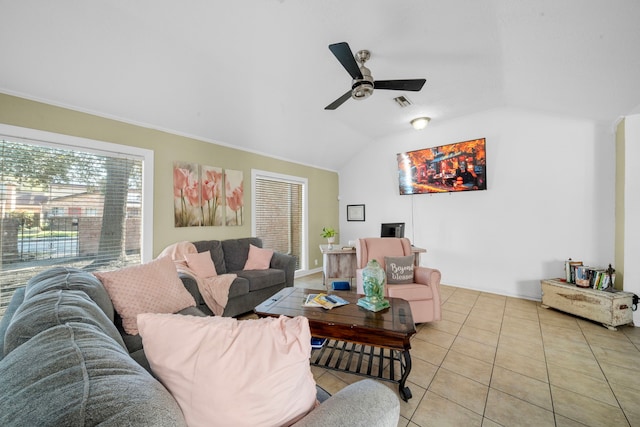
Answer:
2, 1, 639, 170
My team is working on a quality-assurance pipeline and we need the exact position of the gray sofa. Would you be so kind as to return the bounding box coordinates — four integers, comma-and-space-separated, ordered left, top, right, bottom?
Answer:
0, 267, 400, 426
180, 237, 296, 318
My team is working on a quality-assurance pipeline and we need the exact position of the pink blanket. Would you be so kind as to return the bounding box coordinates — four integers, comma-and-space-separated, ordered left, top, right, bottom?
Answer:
159, 241, 236, 316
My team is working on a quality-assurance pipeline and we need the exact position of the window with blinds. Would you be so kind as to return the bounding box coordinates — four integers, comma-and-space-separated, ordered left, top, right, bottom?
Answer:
0, 130, 151, 318
253, 172, 306, 271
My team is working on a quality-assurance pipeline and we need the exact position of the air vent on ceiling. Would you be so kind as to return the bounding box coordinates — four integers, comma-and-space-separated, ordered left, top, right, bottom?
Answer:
393, 96, 412, 108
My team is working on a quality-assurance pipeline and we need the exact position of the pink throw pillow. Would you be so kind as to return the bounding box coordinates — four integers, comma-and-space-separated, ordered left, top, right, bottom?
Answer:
243, 244, 273, 270
184, 251, 217, 278
94, 256, 196, 335
137, 313, 317, 427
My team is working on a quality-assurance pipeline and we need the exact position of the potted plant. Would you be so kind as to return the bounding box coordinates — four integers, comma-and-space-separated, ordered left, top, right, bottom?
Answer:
321, 227, 337, 248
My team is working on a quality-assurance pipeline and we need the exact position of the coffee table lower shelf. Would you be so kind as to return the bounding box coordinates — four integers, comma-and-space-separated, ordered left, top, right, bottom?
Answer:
311, 339, 412, 401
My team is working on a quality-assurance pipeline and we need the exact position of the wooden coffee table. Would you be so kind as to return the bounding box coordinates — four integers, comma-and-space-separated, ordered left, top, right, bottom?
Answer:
254, 287, 416, 401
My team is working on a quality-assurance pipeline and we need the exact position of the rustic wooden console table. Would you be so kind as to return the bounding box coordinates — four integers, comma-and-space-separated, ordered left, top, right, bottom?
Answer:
540, 278, 634, 330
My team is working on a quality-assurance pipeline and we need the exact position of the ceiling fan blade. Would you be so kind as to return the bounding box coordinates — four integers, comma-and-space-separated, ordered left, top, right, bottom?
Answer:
328, 42, 363, 80
325, 90, 352, 110
374, 79, 426, 91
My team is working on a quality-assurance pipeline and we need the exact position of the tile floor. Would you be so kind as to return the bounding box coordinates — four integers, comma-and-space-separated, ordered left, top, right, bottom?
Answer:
293, 273, 640, 427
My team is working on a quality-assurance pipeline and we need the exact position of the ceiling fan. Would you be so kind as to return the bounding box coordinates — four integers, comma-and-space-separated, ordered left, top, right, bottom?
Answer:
325, 42, 426, 110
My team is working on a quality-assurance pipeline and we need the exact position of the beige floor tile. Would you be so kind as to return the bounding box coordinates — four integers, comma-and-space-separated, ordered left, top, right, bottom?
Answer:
459, 324, 500, 347
490, 365, 553, 410
547, 363, 617, 406
621, 325, 640, 345
554, 414, 590, 427
410, 338, 449, 366
551, 385, 629, 427
590, 344, 640, 370
314, 371, 348, 395
610, 381, 640, 426
584, 332, 638, 353
481, 418, 502, 427
414, 327, 456, 349
544, 347, 605, 381
464, 314, 503, 334
411, 391, 483, 427
477, 292, 506, 306
450, 290, 480, 306
429, 368, 489, 415
500, 318, 541, 340
494, 347, 548, 383
441, 349, 493, 385
397, 415, 410, 427
424, 318, 463, 335
541, 323, 588, 344
542, 332, 591, 354
442, 300, 474, 315
538, 308, 581, 329
406, 356, 438, 390
391, 381, 426, 421
451, 335, 497, 363
498, 333, 545, 361
468, 306, 504, 323
484, 388, 555, 426
441, 308, 468, 324
600, 361, 640, 392
577, 318, 621, 335
505, 297, 539, 312
504, 306, 540, 322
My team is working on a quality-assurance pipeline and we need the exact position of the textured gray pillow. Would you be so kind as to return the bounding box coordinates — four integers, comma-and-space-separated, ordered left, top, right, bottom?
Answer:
25, 267, 115, 321
385, 256, 414, 284
4, 289, 126, 356
0, 323, 186, 427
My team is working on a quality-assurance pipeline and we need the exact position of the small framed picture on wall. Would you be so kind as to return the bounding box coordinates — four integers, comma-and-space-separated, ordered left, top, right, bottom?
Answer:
347, 204, 365, 221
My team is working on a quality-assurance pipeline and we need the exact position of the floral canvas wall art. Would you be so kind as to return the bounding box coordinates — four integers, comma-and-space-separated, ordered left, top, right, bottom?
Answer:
225, 169, 244, 226
173, 162, 202, 227
201, 165, 223, 226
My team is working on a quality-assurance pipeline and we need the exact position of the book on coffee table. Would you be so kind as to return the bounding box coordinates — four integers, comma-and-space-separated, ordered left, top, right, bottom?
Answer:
303, 294, 323, 307
312, 293, 349, 309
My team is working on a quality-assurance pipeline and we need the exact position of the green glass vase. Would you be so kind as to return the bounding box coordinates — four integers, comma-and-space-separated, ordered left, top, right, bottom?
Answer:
358, 259, 390, 312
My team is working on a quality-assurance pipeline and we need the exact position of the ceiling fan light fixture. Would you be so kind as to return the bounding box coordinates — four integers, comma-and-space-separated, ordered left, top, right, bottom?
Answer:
351, 80, 374, 100
410, 117, 431, 130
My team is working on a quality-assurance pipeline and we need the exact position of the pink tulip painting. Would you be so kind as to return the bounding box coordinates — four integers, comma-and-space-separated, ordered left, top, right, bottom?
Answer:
225, 169, 244, 226
201, 165, 223, 226
173, 162, 203, 227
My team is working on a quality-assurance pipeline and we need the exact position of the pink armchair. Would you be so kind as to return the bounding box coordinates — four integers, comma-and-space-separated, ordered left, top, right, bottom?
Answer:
355, 238, 441, 323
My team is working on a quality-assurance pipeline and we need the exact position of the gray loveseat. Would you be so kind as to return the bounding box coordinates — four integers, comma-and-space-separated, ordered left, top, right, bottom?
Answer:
0, 267, 400, 426
180, 237, 296, 318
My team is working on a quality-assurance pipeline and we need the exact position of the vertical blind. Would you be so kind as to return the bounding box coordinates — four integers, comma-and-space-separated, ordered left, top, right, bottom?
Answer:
0, 137, 143, 317
254, 177, 303, 270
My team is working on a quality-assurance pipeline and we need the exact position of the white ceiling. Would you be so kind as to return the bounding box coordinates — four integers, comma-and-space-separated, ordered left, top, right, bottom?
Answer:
2, 0, 640, 171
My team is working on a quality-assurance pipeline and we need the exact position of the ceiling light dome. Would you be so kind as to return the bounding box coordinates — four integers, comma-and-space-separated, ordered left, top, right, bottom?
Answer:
410, 117, 431, 130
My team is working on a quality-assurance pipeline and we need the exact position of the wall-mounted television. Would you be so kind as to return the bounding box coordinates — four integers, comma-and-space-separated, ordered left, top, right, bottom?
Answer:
397, 138, 487, 195
381, 222, 405, 238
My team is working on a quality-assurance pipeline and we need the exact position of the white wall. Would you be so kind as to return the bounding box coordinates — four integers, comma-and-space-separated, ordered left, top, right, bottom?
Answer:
623, 114, 640, 324
338, 107, 616, 300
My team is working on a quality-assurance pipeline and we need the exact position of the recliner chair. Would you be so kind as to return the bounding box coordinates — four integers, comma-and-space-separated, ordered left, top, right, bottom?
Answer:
355, 237, 442, 323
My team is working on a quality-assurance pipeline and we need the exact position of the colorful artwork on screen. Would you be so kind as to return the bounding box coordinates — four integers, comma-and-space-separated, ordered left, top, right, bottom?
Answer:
397, 138, 487, 195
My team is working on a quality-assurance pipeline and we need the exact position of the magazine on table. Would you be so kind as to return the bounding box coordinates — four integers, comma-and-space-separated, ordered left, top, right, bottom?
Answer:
303, 294, 323, 307
309, 293, 349, 309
